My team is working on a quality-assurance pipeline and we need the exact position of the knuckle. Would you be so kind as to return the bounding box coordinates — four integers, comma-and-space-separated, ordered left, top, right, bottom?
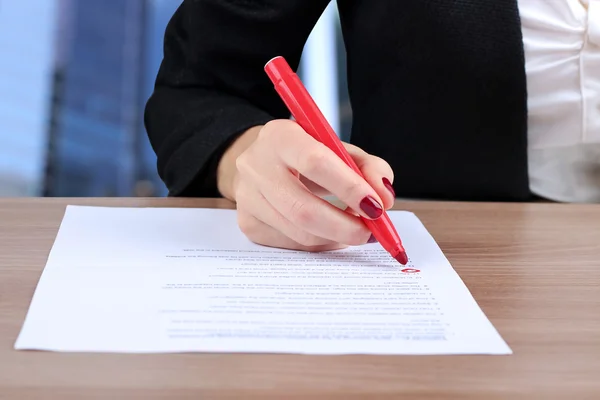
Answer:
235, 150, 266, 182
341, 179, 366, 202
237, 214, 259, 238
259, 119, 292, 142
293, 232, 321, 248
348, 225, 370, 245
370, 155, 394, 178
257, 122, 276, 141
298, 146, 328, 176
235, 153, 250, 173
233, 184, 248, 204
333, 220, 368, 245
288, 199, 314, 227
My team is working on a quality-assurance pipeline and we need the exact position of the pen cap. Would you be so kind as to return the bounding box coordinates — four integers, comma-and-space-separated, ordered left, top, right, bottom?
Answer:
264, 56, 354, 166
264, 56, 290, 84
264, 56, 317, 140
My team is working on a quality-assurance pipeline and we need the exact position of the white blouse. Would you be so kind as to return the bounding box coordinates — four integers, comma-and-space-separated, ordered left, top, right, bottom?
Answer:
519, 0, 600, 202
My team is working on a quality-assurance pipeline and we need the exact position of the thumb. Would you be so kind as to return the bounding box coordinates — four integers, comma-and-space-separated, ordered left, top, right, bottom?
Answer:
344, 143, 396, 210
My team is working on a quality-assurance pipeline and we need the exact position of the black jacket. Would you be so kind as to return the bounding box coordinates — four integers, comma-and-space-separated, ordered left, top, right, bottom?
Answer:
144, 0, 530, 201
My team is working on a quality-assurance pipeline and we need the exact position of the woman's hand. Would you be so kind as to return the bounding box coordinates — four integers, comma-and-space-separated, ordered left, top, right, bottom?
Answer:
217, 120, 396, 251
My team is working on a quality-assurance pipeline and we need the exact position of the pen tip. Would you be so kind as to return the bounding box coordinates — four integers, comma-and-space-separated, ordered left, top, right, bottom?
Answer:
394, 251, 408, 265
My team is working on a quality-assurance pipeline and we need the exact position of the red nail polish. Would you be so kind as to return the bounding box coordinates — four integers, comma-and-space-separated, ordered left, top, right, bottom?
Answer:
382, 177, 395, 198
367, 234, 378, 243
359, 196, 383, 219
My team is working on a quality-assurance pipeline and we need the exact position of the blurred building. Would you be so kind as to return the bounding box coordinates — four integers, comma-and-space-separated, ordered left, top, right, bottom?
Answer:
44, 0, 179, 197
0, 0, 350, 197
44, 0, 144, 196
0, 0, 57, 196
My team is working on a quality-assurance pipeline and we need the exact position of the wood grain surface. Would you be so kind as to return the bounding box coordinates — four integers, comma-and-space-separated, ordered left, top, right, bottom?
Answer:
1, 198, 599, 399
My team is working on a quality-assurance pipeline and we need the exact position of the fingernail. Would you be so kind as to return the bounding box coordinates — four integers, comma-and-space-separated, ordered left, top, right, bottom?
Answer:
382, 177, 395, 198
367, 234, 378, 244
359, 196, 383, 219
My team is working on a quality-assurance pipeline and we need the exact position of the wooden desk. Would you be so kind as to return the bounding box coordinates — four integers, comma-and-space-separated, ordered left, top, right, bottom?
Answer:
1, 198, 599, 399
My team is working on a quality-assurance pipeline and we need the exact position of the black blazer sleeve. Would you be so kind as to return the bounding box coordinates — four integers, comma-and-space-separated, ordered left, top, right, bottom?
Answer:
144, 0, 331, 197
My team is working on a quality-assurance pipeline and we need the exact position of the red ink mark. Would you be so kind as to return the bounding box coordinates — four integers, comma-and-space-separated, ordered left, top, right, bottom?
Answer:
401, 268, 420, 274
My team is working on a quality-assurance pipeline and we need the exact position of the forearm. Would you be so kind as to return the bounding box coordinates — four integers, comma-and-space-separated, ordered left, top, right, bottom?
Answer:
217, 125, 262, 201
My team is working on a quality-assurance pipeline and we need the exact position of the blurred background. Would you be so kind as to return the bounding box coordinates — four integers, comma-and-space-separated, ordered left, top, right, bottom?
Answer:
0, 0, 349, 197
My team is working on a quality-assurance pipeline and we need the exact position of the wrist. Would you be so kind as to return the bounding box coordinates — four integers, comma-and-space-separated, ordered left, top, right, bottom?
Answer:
217, 125, 262, 201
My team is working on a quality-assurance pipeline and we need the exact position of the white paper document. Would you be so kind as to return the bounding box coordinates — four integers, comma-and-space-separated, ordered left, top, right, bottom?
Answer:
15, 206, 511, 355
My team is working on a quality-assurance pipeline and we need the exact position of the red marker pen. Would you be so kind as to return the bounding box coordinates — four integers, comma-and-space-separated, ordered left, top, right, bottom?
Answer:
264, 56, 409, 265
